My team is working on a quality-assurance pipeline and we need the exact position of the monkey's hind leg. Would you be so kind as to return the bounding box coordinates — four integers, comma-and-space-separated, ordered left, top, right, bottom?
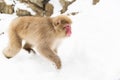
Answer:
3, 31, 22, 59
23, 42, 36, 54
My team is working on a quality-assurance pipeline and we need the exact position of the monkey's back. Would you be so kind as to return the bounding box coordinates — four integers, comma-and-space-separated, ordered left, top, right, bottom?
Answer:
9, 16, 55, 46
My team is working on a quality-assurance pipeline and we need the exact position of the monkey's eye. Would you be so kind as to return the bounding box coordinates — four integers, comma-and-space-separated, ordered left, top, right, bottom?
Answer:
56, 22, 60, 25
61, 20, 68, 24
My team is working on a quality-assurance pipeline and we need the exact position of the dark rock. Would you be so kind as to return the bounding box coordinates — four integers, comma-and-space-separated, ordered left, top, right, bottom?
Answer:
59, 0, 76, 14
93, 0, 100, 5
16, 9, 31, 16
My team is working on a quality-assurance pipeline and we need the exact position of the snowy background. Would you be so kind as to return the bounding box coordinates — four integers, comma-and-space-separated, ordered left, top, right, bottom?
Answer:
0, 0, 120, 80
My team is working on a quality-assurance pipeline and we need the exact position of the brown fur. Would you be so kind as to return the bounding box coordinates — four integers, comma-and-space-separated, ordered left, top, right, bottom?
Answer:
3, 15, 72, 69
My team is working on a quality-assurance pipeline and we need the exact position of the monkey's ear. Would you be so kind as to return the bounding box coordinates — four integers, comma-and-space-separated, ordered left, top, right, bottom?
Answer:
52, 18, 61, 27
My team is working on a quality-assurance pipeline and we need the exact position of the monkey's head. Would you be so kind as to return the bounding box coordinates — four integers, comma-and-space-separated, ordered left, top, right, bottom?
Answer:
52, 15, 72, 37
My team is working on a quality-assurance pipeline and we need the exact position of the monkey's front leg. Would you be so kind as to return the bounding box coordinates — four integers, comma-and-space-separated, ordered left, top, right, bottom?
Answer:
37, 46, 61, 69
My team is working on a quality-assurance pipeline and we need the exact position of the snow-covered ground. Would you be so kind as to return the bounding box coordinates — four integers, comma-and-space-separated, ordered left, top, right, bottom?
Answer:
0, 0, 120, 80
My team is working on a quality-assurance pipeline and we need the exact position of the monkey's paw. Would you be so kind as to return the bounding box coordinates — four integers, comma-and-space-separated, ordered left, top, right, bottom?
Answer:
3, 50, 12, 59
24, 48, 36, 54
55, 58, 62, 69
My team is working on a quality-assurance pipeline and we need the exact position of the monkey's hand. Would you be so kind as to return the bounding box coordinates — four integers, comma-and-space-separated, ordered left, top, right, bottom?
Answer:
53, 56, 61, 69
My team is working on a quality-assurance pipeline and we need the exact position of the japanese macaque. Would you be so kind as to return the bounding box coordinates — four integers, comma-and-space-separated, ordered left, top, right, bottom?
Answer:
3, 15, 72, 69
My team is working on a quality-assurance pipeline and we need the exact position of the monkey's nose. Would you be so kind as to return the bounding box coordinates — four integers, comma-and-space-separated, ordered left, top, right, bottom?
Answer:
65, 24, 71, 28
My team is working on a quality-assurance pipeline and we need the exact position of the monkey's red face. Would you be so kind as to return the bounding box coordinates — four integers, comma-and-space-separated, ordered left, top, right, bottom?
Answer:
64, 24, 72, 37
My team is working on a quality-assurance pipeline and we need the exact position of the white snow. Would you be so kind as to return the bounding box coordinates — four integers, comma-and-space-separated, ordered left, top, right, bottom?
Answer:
0, 0, 120, 80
